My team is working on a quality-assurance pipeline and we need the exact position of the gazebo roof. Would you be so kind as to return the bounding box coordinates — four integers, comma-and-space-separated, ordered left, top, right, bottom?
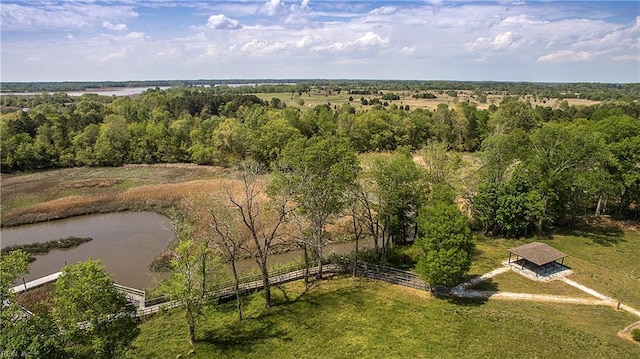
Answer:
508, 242, 567, 266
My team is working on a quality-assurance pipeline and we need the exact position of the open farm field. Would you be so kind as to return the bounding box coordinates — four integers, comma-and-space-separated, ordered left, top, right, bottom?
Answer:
253, 90, 600, 112
254, 90, 479, 111
128, 276, 638, 359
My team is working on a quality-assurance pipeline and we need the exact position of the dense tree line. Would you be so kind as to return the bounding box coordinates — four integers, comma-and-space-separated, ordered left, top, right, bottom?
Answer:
1, 87, 638, 224
3, 80, 638, 101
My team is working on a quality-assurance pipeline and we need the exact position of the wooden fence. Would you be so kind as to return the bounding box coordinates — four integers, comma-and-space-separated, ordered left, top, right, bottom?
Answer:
137, 260, 429, 317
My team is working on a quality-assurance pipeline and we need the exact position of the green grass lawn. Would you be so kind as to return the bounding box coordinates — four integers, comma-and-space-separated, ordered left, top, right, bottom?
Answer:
471, 228, 640, 308
551, 228, 640, 308
468, 270, 592, 297
127, 277, 639, 359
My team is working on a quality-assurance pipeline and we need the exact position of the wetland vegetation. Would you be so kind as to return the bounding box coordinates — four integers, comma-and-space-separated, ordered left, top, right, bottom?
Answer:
1, 236, 92, 262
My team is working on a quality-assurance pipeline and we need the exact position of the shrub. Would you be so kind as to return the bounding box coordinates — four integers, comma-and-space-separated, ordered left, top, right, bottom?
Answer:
632, 328, 640, 341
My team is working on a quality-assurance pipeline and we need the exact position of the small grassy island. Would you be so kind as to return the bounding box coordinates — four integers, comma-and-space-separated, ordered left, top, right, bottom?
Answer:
1, 236, 93, 262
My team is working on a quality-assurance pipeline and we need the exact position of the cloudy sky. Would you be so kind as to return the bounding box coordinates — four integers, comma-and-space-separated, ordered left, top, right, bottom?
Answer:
1, 0, 639, 83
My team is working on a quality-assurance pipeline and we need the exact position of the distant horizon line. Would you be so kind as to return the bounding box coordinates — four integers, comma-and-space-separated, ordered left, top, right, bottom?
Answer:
2, 78, 638, 85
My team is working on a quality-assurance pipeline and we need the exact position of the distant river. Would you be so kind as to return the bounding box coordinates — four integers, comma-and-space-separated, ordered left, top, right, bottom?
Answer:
0, 86, 171, 97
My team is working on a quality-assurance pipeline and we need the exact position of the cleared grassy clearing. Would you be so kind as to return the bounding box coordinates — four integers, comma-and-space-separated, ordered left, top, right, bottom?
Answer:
468, 270, 591, 297
128, 277, 639, 359
551, 228, 640, 308
255, 91, 599, 112
254, 91, 462, 111
470, 227, 640, 308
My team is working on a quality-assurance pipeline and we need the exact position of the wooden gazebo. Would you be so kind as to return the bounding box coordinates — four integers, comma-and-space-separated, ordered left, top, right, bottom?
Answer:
508, 242, 567, 274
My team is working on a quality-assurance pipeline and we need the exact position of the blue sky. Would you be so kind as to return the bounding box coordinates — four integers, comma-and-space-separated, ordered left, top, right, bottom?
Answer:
1, 1, 638, 82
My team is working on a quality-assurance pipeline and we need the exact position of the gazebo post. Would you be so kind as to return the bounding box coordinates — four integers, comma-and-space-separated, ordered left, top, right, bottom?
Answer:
508, 252, 512, 264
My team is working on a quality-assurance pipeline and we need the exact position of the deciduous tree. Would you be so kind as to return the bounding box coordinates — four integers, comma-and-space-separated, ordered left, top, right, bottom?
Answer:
272, 136, 358, 278
416, 185, 474, 288
53, 259, 138, 359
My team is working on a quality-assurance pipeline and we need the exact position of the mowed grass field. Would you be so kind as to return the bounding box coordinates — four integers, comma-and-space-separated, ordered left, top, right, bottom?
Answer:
470, 227, 640, 309
128, 277, 638, 359
128, 226, 640, 358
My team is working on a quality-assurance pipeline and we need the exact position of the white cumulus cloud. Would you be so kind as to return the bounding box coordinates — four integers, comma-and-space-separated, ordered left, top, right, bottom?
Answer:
126, 31, 146, 40
369, 6, 397, 16
102, 21, 127, 31
538, 50, 596, 62
466, 31, 522, 51
355, 32, 389, 47
206, 14, 242, 30
259, 0, 286, 17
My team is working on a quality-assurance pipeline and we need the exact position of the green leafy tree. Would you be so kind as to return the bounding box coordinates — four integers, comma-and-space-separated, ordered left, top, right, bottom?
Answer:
72, 123, 100, 166
53, 260, 138, 359
1, 307, 67, 359
495, 168, 545, 236
1, 250, 66, 358
255, 117, 302, 165
0, 249, 30, 300
160, 220, 224, 344
490, 96, 539, 134
528, 122, 606, 226
592, 115, 640, 217
471, 181, 499, 235
272, 136, 358, 278
479, 129, 532, 184
415, 185, 474, 287
212, 118, 254, 165
429, 103, 455, 144
421, 141, 463, 186
473, 165, 545, 237
371, 149, 427, 250
94, 115, 129, 166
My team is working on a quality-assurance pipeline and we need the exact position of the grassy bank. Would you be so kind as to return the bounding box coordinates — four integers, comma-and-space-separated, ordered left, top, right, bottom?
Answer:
128, 277, 638, 359
129, 225, 640, 358
0, 164, 225, 227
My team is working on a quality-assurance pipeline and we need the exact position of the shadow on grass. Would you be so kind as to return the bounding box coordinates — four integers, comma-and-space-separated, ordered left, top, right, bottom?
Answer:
559, 224, 626, 247
467, 278, 498, 292
201, 319, 290, 350
445, 295, 489, 307
200, 282, 370, 350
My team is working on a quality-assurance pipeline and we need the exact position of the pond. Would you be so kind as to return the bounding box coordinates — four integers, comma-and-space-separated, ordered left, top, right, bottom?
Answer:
1, 211, 375, 290
1, 212, 174, 289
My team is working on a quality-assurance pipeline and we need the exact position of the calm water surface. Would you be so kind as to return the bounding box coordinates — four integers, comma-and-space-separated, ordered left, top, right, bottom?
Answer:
1, 212, 174, 289
1, 211, 374, 289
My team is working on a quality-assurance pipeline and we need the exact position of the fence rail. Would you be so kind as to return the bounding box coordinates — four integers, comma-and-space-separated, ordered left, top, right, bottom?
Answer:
137, 260, 429, 317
